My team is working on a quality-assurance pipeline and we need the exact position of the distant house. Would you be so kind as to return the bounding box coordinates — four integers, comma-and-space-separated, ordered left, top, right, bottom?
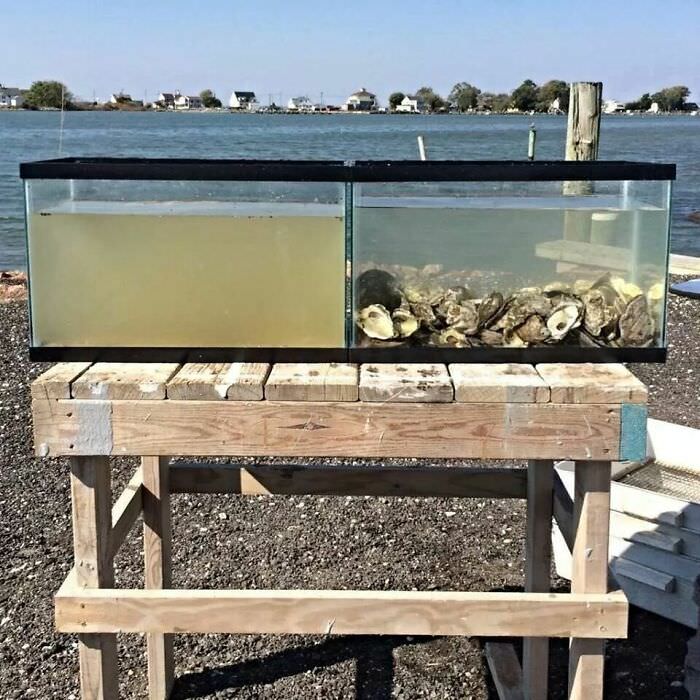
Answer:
110, 92, 133, 104
287, 96, 314, 112
174, 94, 203, 110
343, 88, 377, 112
157, 92, 176, 109
395, 94, 425, 113
229, 91, 258, 110
0, 86, 23, 108
648, 102, 661, 114
603, 99, 625, 114
548, 97, 563, 114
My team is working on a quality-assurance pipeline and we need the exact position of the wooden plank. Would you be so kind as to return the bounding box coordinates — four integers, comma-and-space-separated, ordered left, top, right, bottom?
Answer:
536, 363, 647, 404
54, 588, 628, 638
553, 470, 575, 552
33, 399, 623, 459
611, 558, 675, 593
568, 461, 612, 700
30, 362, 92, 399
535, 239, 630, 271
450, 364, 549, 403
359, 364, 453, 402
110, 466, 142, 557
265, 363, 358, 401
167, 362, 269, 401
142, 457, 173, 700
169, 464, 528, 498
72, 363, 180, 400
523, 460, 553, 700
69, 457, 118, 700
484, 642, 525, 700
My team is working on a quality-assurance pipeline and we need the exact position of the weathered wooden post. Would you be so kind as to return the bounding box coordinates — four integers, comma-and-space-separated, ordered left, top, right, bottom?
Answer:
563, 82, 603, 243
528, 124, 537, 161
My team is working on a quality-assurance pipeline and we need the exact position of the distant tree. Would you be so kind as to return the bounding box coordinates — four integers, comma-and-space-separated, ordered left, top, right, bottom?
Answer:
536, 79, 569, 112
23, 80, 73, 109
199, 89, 222, 109
650, 85, 690, 112
479, 92, 511, 113
388, 92, 405, 110
625, 93, 652, 111
449, 82, 481, 112
415, 86, 446, 112
511, 79, 539, 112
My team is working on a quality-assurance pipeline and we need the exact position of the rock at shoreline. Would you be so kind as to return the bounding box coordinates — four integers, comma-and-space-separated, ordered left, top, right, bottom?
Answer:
0, 270, 27, 302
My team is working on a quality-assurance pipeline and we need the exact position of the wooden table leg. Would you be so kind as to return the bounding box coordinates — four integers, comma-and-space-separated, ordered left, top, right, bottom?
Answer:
523, 459, 553, 700
143, 456, 174, 699
568, 461, 611, 700
70, 457, 119, 700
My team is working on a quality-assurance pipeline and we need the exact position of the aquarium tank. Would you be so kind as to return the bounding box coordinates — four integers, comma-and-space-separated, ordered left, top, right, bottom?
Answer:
20, 158, 674, 363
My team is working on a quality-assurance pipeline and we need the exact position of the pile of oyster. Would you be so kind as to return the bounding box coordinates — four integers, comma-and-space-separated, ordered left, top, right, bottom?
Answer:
355, 267, 661, 348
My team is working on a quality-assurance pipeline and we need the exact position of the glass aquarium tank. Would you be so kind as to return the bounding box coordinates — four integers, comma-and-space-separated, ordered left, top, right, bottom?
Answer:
20, 158, 674, 362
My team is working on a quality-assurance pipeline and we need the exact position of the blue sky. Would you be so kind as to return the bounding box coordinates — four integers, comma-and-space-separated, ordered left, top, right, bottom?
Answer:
3, 0, 698, 105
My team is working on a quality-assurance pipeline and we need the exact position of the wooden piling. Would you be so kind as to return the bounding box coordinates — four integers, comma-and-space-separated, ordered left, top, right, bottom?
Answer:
528, 124, 537, 161
417, 135, 427, 161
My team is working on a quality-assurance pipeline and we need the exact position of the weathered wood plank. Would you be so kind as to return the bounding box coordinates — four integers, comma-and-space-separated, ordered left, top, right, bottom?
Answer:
265, 363, 358, 401
568, 461, 612, 700
69, 457, 118, 700
553, 470, 574, 552
72, 363, 180, 400
169, 464, 528, 498
536, 363, 647, 404
535, 239, 630, 271
523, 460, 553, 700
142, 457, 173, 700
31, 362, 92, 399
450, 364, 549, 403
33, 399, 622, 459
167, 363, 269, 401
484, 642, 525, 700
55, 588, 628, 638
359, 364, 453, 402
110, 466, 142, 558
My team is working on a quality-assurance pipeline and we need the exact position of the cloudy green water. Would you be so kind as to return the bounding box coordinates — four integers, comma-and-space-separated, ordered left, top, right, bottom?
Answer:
1, 110, 698, 268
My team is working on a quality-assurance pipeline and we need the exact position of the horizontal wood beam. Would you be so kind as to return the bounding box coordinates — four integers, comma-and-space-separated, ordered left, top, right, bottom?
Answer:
55, 586, 628, 638
110, 466, 143, 557
33, 399, 622, 460
169, 463, 528, 498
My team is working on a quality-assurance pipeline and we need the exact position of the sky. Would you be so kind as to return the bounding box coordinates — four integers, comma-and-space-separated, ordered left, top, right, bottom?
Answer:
2, 0, 698, 106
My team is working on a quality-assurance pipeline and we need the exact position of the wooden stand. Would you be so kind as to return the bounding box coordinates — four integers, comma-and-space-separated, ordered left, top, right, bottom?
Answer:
31, 361, 648, 699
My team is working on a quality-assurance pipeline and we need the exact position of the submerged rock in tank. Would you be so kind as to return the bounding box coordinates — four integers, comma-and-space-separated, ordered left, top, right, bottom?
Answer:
356, 304, 395, 340
619, 295, 655, 347
357, 269, 403, 311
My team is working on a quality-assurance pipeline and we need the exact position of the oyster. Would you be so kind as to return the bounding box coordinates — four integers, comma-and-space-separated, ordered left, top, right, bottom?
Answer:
495, 293, 552, 332
546, 302, 582, 341
356, 304, 395, 340
581, 288, 617, 337
410, 301, 438, 330
444, 285, 472, 304
516, 314, 550, 344
392, 308, 419, 338
448, 301, 480, 335
433, 328, 470, 347
503, 330, 527, 347
357, 269, 402, 311
479, 329, 504, 346
477, 291, 505, 328
619, 295, 655, 347
543, 281, 572, 295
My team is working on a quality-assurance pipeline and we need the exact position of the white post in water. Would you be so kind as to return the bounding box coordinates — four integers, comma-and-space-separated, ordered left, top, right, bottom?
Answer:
528, 124, 537, 160
417, 135, 427, 161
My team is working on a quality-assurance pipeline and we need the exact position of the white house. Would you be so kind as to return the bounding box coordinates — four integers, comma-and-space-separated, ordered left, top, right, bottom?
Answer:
287, 96, 314, 112
603, 99, 625, 114
109, 92, 132, 104
0, 86, 23, 108
157, 92, 176, 109
395, 94, 425, 113
174, 94, 203, 110
343, 88, 377, 111
229, 91, 258, 110
648, 102, 661, 114
548, 97, 563, 114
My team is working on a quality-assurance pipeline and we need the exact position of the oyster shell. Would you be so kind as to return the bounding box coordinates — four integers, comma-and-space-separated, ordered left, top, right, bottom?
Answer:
410, 301, 438, 330
433, 328, 470, 347
477, 291, 505, 328
546, 302, 582, 341
479, 329, 504, 346
444, 285, 472, 304
619, 295, 655, 347
392, 308, 419, 338
357, 269, 402, 311
448, 301, 480, 335
503, 330, 527, 347
515, 314, 550, 344
356, 304, 395, 340
581, 288, 617, 337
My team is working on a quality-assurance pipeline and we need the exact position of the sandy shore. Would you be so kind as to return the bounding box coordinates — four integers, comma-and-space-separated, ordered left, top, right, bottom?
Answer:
0, 280, 697, 698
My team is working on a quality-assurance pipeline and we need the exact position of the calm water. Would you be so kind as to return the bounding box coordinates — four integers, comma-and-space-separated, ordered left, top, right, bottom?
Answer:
1, 110, 699, 268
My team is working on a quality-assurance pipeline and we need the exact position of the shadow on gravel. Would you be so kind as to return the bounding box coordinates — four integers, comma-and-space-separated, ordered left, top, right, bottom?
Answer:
172, 635, 434, 699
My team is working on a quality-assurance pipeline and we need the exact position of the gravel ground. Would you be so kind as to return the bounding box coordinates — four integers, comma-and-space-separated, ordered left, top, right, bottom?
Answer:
0, 280, 697, 699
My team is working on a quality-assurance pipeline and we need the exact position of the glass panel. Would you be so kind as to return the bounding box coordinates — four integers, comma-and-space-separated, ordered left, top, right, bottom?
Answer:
25, 179, 346, 348
351, 179, 671, 351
